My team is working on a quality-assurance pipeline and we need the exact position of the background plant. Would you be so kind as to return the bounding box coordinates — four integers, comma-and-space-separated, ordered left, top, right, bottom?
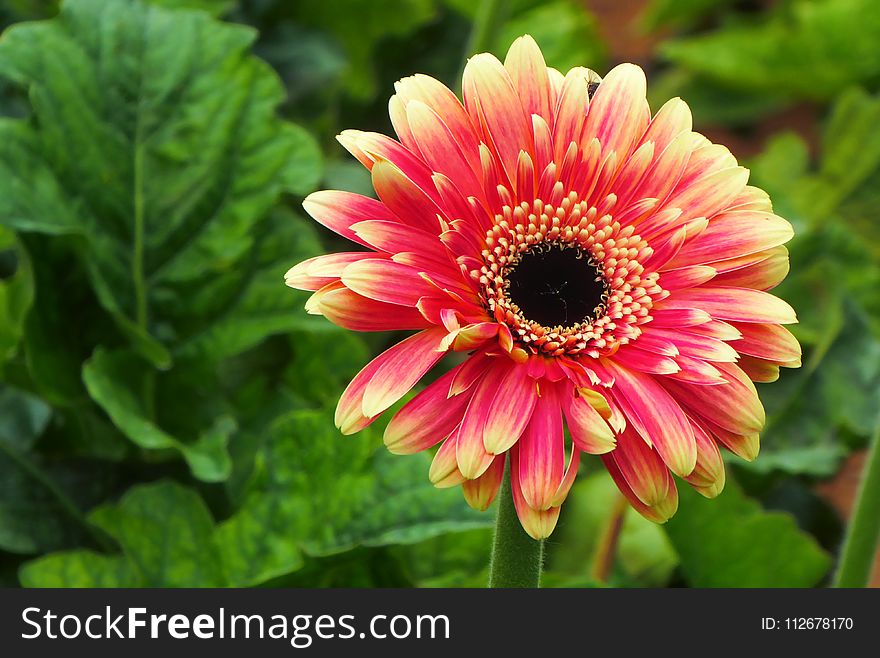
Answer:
0, 0, 877, 588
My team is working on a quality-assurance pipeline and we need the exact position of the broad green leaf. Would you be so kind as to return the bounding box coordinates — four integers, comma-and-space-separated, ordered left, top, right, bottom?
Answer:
289, 0, 438, 99
648, 69, 785, 128
0, 230, 33, 364
82, 348, 235, 482
548, 470, 679, 587
147, 0, 234, 16
394, 528, 492, 587
173, 209, 325, 363
21, 480, 226, 587
0, 386, 102, 554
661, 0, 880, 101
665, 481, 831, 587
20, 551, 138, 588
282, 328, 370, 408
753, 301, 880, 476
0, 0, 322, 367
222, 408, 490, 581
496, 1, 605, 72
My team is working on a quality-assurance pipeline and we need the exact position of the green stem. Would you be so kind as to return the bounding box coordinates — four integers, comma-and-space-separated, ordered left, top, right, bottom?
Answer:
488, 465, 544, 588
834, 420, 880, 587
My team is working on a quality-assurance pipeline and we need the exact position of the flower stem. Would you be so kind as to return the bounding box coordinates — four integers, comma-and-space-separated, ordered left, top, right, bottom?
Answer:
834, 420, 880, 587
591, 492, 628, 584
488, 464, 544, 588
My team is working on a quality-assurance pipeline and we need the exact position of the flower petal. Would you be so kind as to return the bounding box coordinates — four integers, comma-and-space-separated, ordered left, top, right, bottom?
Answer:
308, 283, 431, 332
462, 453, 506, 511
511, 446, 562, 539
303, 190, 394, 247
605, 425, 676, 507
563, 389, 616, 454
662, 287, 797, 324
504, 35, 553, 125
582, 63, 650, 164
663, 361, 765, 436
603, 361, 697, 477
342, 259, 436, 306
516, 384, 565, 511
462, 53, 533, 184
481, 363, 539, 454
384, 365, 474, 454
603, 452, 678, 523
335, 327, 448, 433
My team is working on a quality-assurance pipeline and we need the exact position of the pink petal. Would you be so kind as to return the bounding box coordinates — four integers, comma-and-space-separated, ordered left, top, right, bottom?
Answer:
393, 74, 482, 172
603, 361, 697, 477
640, 97, 693, 153
335, 327, 448, 433
730, 322, 801, 365
462, 53, 533, 184
662, 287, 797, 324
563, 388, 616, 454
285, 252, 379, 291
308, 283, 431, 332
605, 425, 676, 507
481, 363, 539, 454
664, 166, 750, 223
429, 431, 467, 488
603, 452, 678, 523
663, 361, 765, 436
341, 259, 436, 307
371, 159, 446, 233
711, 246, 790, 290
405, 100, 483, 198
384, 365, 474, 454
504, 35, 553, 125
581, 63, 650, 165
684, 419, 726, 498
456, 363, 506, 479
302, 190, 394, 247
337, 129, 440, 201
462, 453, 506, 511
510, 446, 562, 539
668, 211, 794, 267
658, 265, 717, 290
516, 384, 565, 511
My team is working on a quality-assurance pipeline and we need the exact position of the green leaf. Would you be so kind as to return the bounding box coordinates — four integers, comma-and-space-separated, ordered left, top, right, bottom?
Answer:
661, 0, 880, 102
20, 480, 226, 587
0, 230, 33, 364
82, 348, 234, 482
495, 1, 605, 72
289, 0, 438, 99
394, 528, 492, 587
0, 385, 103, 554
173, 208, 325, 363
752, 301, 880, 476
665, 480, 831, 587
548, 470, 679, 587
221, 408, 490, 583
147, 0, 234, 16
0, 0, 323, 367
19, 551, 138, 588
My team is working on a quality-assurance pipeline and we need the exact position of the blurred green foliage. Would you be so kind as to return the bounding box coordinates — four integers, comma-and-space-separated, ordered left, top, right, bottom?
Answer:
0, 0, 877, 588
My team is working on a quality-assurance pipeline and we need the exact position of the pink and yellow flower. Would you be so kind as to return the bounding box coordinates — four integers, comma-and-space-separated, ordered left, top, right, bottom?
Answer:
285, 36, 800, 539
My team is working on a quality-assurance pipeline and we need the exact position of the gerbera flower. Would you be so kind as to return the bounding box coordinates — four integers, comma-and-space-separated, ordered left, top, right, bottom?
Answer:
285, 36, 800, 539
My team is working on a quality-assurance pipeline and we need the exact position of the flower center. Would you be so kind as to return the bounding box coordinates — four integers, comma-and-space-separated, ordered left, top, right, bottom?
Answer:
505, 243, 608, 329
472, 190, 665, 358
